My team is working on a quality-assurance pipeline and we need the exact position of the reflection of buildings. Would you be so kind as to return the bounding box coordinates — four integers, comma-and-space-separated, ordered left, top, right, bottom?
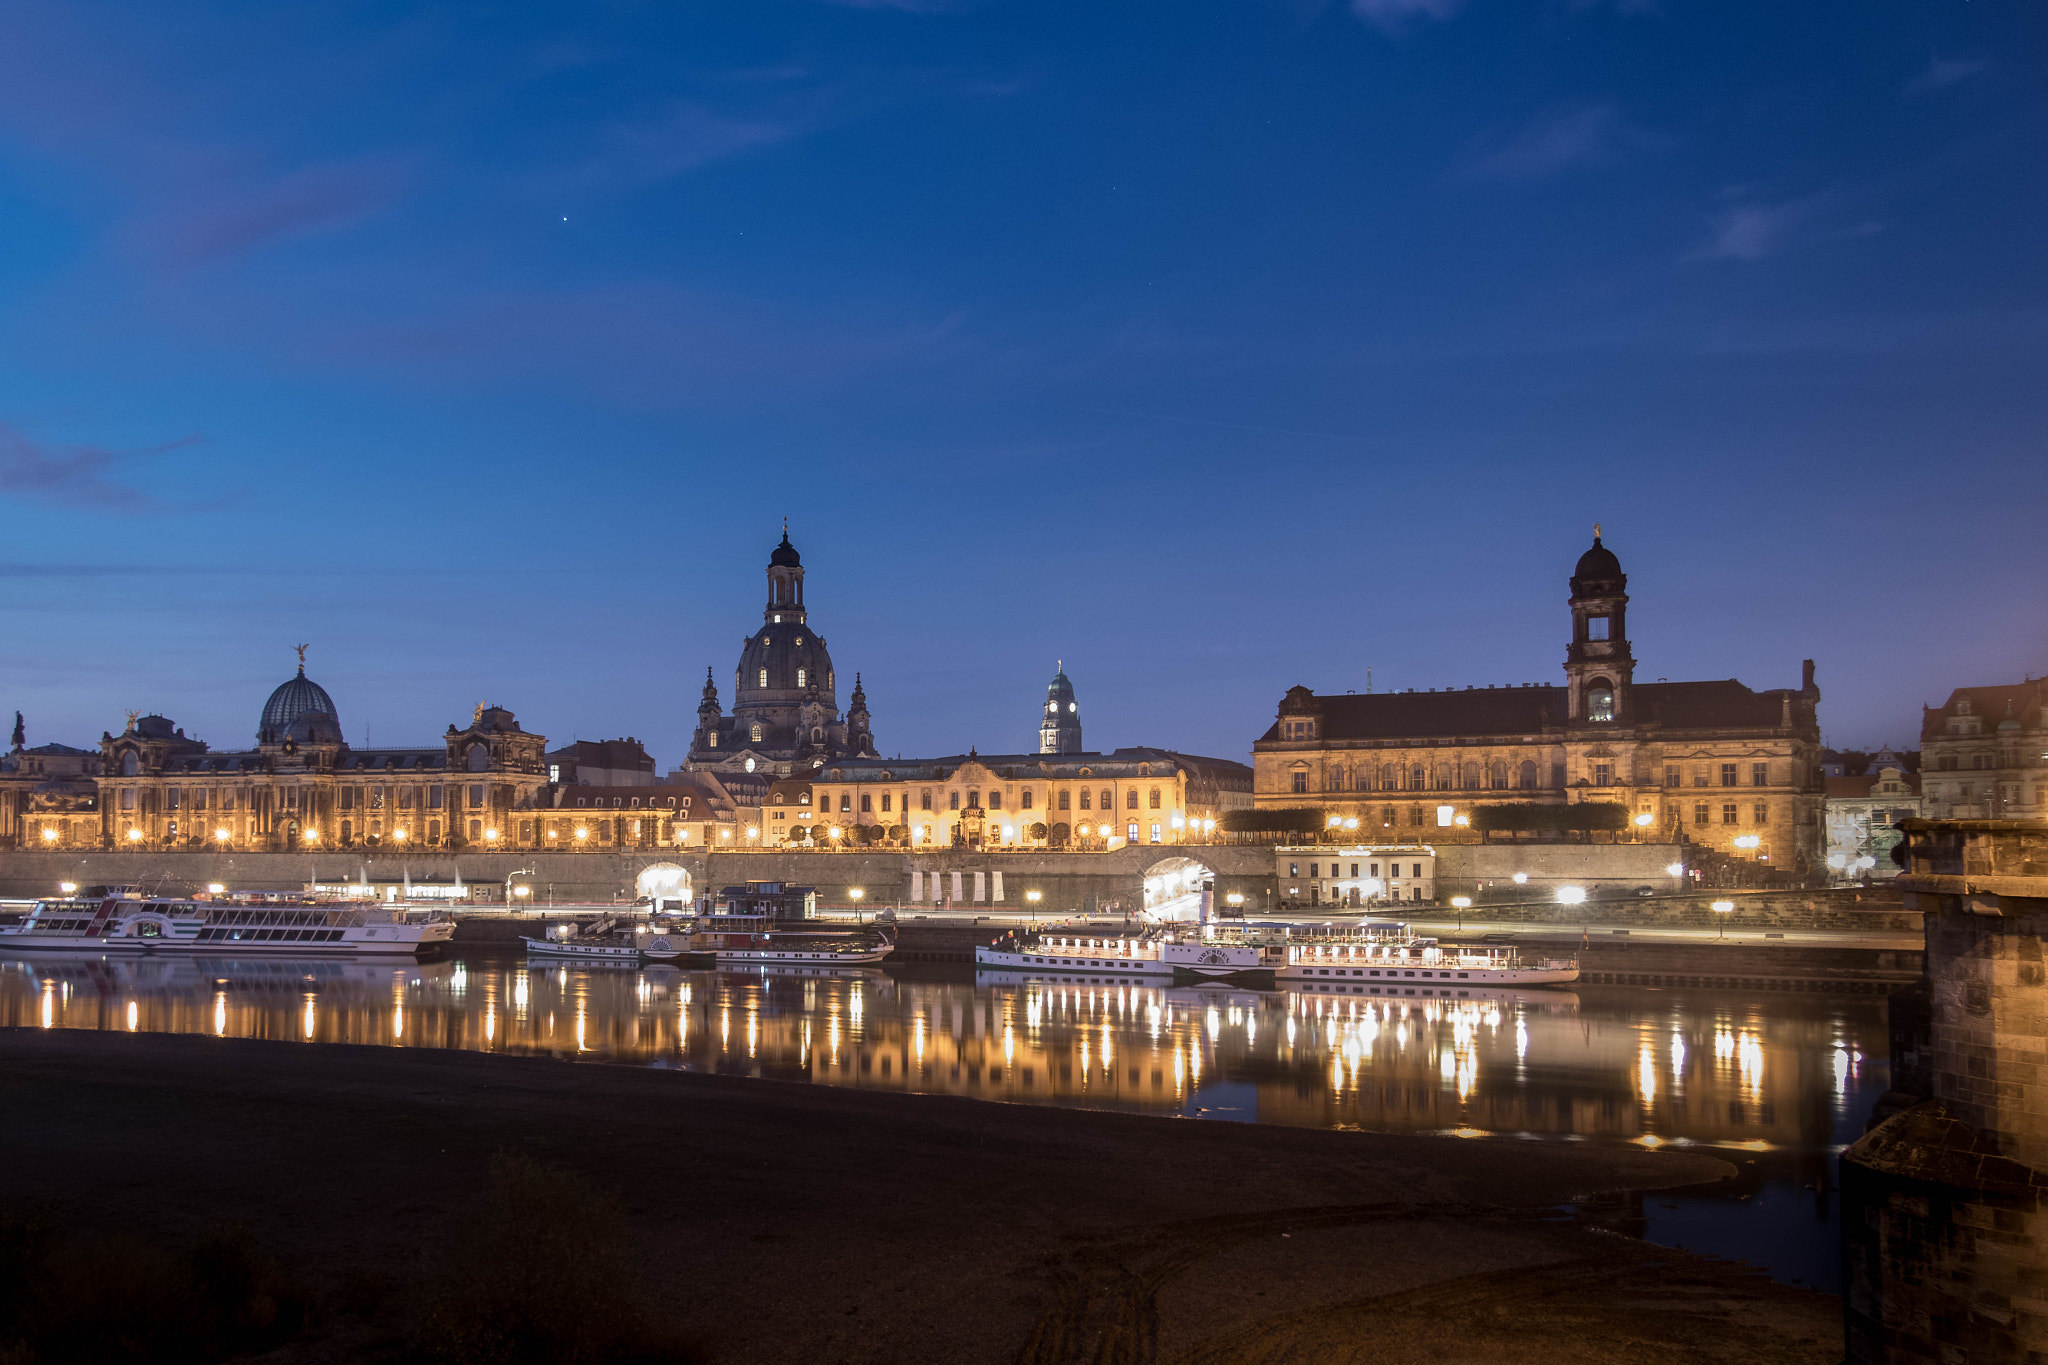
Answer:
683, 530, 877, 782
2, 957, 1877, 1156
1918, 678, 2046, 819
1252, 534, 1825, 874
1823, 747, 1921, 882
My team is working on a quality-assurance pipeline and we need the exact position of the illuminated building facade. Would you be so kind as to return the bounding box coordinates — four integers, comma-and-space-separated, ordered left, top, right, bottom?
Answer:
76, 657, 551, 851
0, 738, 101, 848
1918, 679, 2048, 819
1277, 846, 1437, 907
787, 748, 1251, 849
1251, 534, 1826, 874
684, 530, 877, 781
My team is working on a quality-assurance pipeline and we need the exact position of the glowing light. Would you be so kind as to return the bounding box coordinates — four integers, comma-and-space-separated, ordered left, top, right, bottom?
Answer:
1733, 834, 1761, 850
1511, 872, 1528, 885
59, 882, 77, 894
40, 983, 55, 1029
1555, 885, 1586, 905
1633, 812, 1654, 827
1451, 896, 1472, 909
1712, 900, 1735, 913
849, 888, 864, 901
39, 829, 56, 843
1666, 863, 1685, 877
126, 1000, 138, 1032
206, 882, 225, 895
575, 827, 589, 841
302, 996, 316, 1040
212, 991, 227, 1036
513, 885, 530, 897
126, 828, 142, 842
394, 828, 408, 842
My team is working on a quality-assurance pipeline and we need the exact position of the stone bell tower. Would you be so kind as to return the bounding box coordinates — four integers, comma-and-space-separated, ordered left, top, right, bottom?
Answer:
1564, 526, 1635, 726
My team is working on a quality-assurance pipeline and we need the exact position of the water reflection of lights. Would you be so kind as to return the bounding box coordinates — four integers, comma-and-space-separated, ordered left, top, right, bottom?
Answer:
1638, 1042, 1656, 1102
747, 1009, 758, 1059
40, 981, 54, 1029
485, 1005, 497, 1044
126, 1000, 139, 1033
213, 991, 227, 1037
302, 995, 316, 1040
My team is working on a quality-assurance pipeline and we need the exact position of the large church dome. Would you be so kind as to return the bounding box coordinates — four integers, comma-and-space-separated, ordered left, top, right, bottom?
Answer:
260, 666, 339, 744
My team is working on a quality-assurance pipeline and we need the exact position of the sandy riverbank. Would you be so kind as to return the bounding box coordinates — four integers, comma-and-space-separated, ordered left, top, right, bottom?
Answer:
0, 1030, 1838, 1363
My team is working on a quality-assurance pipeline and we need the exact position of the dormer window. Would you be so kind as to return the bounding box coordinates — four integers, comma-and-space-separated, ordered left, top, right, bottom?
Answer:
1587, 686, 1615, 722
797, 669, 806, 687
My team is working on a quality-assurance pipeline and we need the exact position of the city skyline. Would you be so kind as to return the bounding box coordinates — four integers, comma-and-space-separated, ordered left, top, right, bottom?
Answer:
2, 2, 2043, 763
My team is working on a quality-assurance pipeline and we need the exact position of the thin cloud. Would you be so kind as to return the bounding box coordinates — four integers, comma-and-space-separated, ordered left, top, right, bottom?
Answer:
1351, 0, 1462, 32
1907, 57, 1989, 95
1688, 195, 1825, 263
140, 156, 412, 268
0, 425, 191, 512
1452, 105, 1664, 182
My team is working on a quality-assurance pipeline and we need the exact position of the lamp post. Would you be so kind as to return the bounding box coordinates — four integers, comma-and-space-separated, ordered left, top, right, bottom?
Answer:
849, 886, 864, 922
1712, 899, 1735, 939
1451, 895, 1472, 931
1026, 888, 1041, 922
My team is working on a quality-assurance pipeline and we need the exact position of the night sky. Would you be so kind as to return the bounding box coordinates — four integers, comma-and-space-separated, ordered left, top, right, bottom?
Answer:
1, 1, 2042, 768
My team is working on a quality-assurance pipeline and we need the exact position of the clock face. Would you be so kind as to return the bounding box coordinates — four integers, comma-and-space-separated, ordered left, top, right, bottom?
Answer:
744, 758, 757, 773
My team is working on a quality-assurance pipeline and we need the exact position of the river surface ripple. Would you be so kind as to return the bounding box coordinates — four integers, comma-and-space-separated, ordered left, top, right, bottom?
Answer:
2, 949, 1883, 1293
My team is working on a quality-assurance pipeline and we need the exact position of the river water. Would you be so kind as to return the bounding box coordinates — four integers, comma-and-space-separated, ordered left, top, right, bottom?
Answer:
0, 949, 1883, 1292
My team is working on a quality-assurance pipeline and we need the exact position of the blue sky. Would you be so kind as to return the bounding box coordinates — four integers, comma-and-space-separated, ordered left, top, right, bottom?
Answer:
0, 0, 2042, 765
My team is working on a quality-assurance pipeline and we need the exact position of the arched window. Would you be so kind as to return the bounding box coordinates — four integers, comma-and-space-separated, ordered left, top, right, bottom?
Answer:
750, 723, 764, 743
1409, 762, 1425, 791
1149, 788, 1161, 809
1461, 761, 1480, 789
1587, 685, 1615, 722
1434, 763, 1454, 790
466, 745, 489, 773
121, 751, 138, 777
1021, 790, 1034, 809
1518, 759, 1539, 789
758, 669, 768, 688
1489, 760, 1509, 790
1380, 762, 1398, 791
1328, 767, 1345, 792
796, 669, 806, 687
812, 727, 823, 742
1079, 789, 1091, 810
1123, 789, 1135, 810
1058, 789, 1070, 810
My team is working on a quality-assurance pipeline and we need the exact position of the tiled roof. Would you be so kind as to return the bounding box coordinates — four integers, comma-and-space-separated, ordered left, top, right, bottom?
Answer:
1257, 679, 1797, 742
1922, 681, 2047, 741
814, 747, 1249, 783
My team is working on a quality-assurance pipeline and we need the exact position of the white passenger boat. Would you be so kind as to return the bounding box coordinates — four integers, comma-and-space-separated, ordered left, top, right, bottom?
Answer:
975, 927, 1267, 981
1276, 920, 1578, 988
0, 887, 452, 958
522, 916, 687, 963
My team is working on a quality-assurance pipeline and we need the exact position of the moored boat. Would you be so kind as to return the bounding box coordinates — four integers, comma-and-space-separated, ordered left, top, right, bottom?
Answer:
1276, 919, 1578, 988
975, 926, 1268, 981
0, 887, 451, 958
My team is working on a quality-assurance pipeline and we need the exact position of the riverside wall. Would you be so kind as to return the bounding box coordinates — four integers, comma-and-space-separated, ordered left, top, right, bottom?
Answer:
0, 848, 1916, 937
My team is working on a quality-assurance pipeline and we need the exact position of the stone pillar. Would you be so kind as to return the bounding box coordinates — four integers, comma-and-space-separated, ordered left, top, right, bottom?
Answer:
1842, 818, 2048, 1363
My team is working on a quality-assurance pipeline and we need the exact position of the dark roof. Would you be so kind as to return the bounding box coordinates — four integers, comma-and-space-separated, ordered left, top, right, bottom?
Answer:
770, 531, 801, 568
1573, 535, 1622, 583
1922, 681, 2046, 741
1258, 679, 1795, 743
21, 742, 94, 757
553, 784, 701, 810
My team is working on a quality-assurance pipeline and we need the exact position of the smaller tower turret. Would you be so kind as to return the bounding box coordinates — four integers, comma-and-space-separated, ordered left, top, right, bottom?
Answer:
1040, 663, 1083, 755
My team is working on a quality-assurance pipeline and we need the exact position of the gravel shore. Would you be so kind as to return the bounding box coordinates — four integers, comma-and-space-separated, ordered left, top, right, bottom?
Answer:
0, 1030, 1838, 1363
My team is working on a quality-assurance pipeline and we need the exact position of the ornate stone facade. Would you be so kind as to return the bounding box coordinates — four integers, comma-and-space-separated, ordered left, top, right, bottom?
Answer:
684, 530, 876, 780
1251, 534, 1826, 876
1919, 679, 2047, 820
60, 658, 551, 852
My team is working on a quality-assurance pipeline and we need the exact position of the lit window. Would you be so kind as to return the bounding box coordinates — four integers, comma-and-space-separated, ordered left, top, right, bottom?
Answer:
797, 669, 806, 687
758, 669, 768, 687
1587, 687, 1615, 722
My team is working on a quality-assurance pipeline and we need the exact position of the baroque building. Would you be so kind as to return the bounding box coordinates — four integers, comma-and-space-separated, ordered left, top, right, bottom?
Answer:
684, 529, 877, 781
1919, 679, 2048, 819
37, 653, 553, 851
1252, 533, 1826, 875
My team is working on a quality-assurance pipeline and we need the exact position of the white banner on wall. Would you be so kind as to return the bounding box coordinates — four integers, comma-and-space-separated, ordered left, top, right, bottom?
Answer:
910, 870, 923, 902
991, 871, 1004, 902
951, 871, 964, 903
973, 871, 986, 902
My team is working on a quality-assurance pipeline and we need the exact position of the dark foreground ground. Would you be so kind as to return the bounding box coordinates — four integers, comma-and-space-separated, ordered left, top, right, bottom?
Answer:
0, 1031, 1838, 1364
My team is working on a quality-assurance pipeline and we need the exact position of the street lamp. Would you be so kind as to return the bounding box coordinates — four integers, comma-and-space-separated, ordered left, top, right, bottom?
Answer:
1555, 886, 1586, 905
1712, 899, 1735, 939
126, 828, 143, 843
849, 887, 864, 918
484, 828, 499, 843
59, 881, 77, 894
1512, 871, 1528, 884
1451, 894, 1471, 930
1026, 889, 1042, 921
215, 828, 230, 845
1665, 862, 1684, 878
206, 882, 225, 895
39, 829, 56, 844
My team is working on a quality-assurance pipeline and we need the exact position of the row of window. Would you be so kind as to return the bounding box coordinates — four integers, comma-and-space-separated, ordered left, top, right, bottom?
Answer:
570, 795, 689, 810
1289, 760, 1778, 795
803, 787, 1168, 814
1289, 862, 1428, 880
337, 785, 449, 811
1690, 802, 1770, 826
